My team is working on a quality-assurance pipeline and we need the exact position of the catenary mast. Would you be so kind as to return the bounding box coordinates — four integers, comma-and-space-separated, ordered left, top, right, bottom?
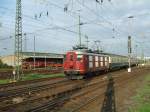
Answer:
14, 0, 23, 80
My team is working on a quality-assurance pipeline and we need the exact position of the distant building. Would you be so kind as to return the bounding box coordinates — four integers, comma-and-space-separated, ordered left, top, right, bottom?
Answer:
0, 55, 14, 66
0, 52, 64, 69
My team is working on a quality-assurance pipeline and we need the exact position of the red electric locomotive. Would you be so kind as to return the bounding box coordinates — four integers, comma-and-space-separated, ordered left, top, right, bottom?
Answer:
64, 50, 110, 79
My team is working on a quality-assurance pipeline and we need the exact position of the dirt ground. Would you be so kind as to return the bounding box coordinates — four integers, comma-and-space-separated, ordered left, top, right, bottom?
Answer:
115, 67, 150, 112
59, 67, 150, 112
83, 67, 150, 112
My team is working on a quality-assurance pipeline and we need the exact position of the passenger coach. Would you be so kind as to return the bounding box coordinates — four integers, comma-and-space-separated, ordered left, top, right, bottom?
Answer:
64, 50, 138, 79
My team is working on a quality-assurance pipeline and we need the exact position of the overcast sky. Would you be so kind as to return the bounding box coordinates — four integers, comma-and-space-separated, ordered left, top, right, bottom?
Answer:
0, 0, 150, 56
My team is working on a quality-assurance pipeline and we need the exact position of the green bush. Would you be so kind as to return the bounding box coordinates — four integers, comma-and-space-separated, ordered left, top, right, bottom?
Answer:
0, 59, 13, 69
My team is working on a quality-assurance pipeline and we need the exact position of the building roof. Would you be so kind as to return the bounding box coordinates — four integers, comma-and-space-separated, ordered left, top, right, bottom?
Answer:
22, 52, 64, 59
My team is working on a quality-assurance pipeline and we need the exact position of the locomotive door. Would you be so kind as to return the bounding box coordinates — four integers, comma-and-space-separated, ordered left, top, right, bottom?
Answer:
68, 52, 76, 69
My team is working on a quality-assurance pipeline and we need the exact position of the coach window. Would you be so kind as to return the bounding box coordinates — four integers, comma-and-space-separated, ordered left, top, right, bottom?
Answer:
77, 55, 83, 61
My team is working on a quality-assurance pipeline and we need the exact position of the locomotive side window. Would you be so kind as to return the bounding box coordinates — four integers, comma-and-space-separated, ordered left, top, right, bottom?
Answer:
89, 56, 93, 61
89, 56, 93, 68
109, 57, 111, 63
100, 57, 103, 61
100, 56, 103, 67
105, 57, 107, 66
95, 56, 99, 67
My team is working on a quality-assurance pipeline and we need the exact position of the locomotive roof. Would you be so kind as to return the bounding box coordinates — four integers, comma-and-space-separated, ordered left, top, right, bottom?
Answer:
67, 50, 129, 58
101, 52, 128, 58
68, 50, 109, 57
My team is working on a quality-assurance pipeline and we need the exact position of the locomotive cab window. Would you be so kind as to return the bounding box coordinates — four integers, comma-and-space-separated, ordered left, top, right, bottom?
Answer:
77, 55, 83, 61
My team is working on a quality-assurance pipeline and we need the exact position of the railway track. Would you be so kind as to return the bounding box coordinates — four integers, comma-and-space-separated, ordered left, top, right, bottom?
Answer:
63, 69, 147, 112
26, 79, 108, 112
0, 68, 147, 112
0, 76, 107, 112
0, 77, 65, 91
0, 71, 126, 111
0, 79, 69, 107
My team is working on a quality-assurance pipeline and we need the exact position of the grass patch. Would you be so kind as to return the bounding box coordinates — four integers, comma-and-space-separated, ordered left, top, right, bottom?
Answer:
0, 79, 10, 84
0, 68, 12, 71
21, 73, 65, 81
0, 73, 65, 85
129, 73, 150, 112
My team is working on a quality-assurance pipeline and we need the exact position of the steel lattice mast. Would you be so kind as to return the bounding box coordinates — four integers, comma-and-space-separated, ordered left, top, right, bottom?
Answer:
14, 0, 23, 80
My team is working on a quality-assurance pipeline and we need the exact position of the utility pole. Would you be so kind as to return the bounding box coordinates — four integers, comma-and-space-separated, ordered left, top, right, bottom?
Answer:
14, 0, 23, 81
85, 35, 89, 49
128, 36, 132, 72
135, 44, 138, 65
94, 40, 101, 53
141, 45, 144, 64
97, 40, 102, 52
78, 14, 81, 47
33, 36, 36, 70
94, 41, 98, 52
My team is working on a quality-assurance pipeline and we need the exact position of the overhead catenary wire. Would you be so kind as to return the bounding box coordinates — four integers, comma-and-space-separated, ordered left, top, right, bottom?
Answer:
1, 0, 150, 57
0, 3, 122, 38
